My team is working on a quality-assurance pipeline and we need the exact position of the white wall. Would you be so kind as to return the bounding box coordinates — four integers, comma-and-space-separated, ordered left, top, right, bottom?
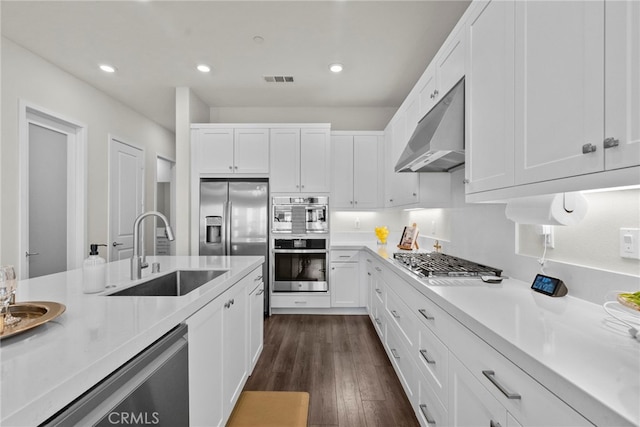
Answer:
1, 37, 175, 271
331, 168, 640, 304
210, 106, 396, 131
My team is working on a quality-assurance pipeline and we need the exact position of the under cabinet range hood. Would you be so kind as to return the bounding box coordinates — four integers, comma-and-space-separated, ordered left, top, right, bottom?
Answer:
395, 77, 465, 173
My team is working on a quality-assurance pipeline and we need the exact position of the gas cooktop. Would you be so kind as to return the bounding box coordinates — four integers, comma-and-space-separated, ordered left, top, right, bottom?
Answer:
393, 252, 502, 278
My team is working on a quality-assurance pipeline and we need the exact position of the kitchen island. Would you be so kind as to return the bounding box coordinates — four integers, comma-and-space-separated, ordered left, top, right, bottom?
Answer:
0, 255, 263, 426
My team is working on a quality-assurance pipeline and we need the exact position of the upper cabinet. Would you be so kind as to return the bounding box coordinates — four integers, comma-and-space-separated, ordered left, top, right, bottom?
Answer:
331, 132, 383, 209
464, 0, 640, 201
604, 0, 640, 170
270, 126, 331, 193
514, 0, 605, 185
192, 126, 269, 175
464, 0, 515, 194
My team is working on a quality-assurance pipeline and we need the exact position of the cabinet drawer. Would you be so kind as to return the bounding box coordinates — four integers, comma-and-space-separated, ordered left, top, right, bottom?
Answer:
372, 272, 385, 306
415, 323, 449, 408
330, 250, 359, 262
385, 286, 417, 351
416, 369, 448, 427
450, 322, 591, 427
394, 276, 454, 339
371, 299, 386, 340
270, 294, 330, 308
386, 319, 417, 404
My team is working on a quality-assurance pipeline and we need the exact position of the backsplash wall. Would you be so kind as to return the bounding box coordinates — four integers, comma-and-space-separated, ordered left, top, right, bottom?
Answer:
331, 169, 639, 304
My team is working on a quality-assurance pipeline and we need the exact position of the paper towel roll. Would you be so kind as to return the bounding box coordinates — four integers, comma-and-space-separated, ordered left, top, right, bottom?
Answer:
505, 192, 588, 225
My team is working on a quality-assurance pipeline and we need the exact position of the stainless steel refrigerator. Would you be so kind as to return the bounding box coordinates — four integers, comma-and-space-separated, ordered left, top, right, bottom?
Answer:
199, 179, 269, 314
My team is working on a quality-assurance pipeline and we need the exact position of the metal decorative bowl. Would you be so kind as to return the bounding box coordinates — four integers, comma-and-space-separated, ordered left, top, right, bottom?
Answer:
0, 301, 66, 340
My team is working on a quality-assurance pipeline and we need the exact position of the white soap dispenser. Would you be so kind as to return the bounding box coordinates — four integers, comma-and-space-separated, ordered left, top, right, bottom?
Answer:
83, 244, 107, 293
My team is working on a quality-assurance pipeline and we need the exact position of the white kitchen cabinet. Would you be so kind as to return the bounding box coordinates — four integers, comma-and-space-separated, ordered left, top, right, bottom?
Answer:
418, 67, 438, 120
449, 353, 509, 427
514, 1, 605, 185
416, 369, 448, 427
330, 250, 361, 308
270, 127, 330, 193
191, 127, 269, 175
248, 279, 264, 373
331, 133, 382, 209
464, 0, 515, 194
385, 116, 420, 207
186, 285, 225, 427
604, 0, 640, 171
386, 315, 418, 406
222, 280, 248, 419
270, 128, 301, 193
187, 266, 260, 426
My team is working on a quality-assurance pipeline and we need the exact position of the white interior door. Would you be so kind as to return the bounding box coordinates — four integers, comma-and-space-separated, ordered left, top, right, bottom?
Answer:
28, 123, 67, 277
19, 104, 86, 279
155, 156, 175, 255
109, 137, 144, 261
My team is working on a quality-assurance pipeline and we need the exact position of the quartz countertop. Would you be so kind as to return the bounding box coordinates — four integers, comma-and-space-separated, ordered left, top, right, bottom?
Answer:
332, 241, 640, 427
0, 255, 263, 427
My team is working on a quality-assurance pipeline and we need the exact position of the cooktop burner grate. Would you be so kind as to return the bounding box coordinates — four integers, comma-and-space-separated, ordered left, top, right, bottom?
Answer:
393, 252, 502, 277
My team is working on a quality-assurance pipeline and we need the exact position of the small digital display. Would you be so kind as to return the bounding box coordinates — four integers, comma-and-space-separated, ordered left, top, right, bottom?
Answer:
531, 274, 561, 296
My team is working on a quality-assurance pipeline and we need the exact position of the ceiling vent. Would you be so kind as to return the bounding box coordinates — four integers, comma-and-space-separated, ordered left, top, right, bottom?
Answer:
263, 76, 294, 83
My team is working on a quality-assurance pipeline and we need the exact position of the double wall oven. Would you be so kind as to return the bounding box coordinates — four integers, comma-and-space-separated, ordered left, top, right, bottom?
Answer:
271, 196, 329, 293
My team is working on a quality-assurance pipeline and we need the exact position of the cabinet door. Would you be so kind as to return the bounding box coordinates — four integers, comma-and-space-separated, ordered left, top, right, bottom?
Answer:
223, 284, 248, 419
248, 282, 264, 373
465, 0, 515, 194
187, 292, 224, 426
405, 97, 420, 145
234, 128, 269, 174
514, 1, 605, 184
195, 128, 234, 174
330, 262, 360, 307
300, 128, 331, 192
331, 135, 355, 208
449, 354, 507, 427
270, 128, 301, 192
353, 136, 380, 209
436, 26, 466, 97
604, 0, 640, 170
418, 67, 438, 117
387, 115, 420, 207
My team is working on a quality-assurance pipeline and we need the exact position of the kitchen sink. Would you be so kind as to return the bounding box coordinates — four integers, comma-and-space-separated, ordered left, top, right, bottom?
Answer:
107, 270, 227, 297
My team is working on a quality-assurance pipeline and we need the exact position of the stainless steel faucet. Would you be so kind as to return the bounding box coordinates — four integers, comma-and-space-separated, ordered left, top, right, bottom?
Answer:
131, 211, 175, 280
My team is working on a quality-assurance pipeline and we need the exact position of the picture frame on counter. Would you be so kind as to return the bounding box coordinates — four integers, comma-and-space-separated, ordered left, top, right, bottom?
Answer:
398, 223, 419, 250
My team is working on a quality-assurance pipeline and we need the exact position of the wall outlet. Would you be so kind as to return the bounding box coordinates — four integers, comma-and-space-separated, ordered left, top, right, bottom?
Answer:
354, 217, 360, 229
535, 225, 555, 249
620, 228, 640, 259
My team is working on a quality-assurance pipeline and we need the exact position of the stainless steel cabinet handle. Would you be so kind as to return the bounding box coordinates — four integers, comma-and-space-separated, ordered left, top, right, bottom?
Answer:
375, 288, 382, 294
25, 251, 40, 257
391, 310, 400, 319
375, 267, 382, 272
434, 90, 439, 96
256, 289, 264, 296
350, 201, 353, 205
420, 349, 436, 364
418, 309, 435, 320
229, 165, 233, 170
419, 404, 436, 425
339, 255, 350, 258
366, 259, 372, 263
254, 275, 263, 281
112, 242, 124, 247
224, 302, 230, 309
294, 300, 307, 304
367, 272, 372, 276
301, 184, 305, 189
604, 137, 619, 149
234, 166, 238, 170
482, 370, 521, 400
490, 420, 502, 427
332, 267, 335, 270
375, 318, 382, 325
582, 143, 597, 154
463, 179, 470, 184
230, 298, 235, 305
390, 348, 400, 359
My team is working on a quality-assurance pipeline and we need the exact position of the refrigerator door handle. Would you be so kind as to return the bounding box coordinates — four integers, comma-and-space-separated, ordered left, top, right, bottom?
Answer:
225, 201, 232, 255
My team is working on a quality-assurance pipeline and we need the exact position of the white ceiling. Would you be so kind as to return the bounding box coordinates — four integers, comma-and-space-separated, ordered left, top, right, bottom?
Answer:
1, 1, 471, 131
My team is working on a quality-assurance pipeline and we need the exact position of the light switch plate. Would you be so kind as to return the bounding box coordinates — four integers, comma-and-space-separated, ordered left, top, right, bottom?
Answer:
620, 228, 640, 259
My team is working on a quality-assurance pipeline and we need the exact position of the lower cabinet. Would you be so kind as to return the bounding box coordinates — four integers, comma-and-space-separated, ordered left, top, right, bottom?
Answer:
330, 250, 362, 308
248, 279, 265, 372
186, 266, 261, 426
363, 252, 592, 427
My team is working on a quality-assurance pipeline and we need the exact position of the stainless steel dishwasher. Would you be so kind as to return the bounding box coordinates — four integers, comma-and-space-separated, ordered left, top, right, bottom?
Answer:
43, 324, 189, 427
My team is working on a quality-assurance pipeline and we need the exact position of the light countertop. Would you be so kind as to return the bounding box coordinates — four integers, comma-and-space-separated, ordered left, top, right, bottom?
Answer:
0, 255, 263, 427
331, 241, 640, 427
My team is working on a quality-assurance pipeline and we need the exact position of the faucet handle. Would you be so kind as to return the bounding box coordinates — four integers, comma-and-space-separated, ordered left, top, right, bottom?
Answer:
140, 260, 149, 270
152, 262, 160, 274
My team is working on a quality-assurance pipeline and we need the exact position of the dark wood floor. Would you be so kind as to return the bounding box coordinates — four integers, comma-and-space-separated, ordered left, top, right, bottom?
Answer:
243, 315, 419, 427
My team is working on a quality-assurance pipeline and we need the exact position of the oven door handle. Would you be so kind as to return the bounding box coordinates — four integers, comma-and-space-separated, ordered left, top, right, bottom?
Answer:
273, 249, 328, 254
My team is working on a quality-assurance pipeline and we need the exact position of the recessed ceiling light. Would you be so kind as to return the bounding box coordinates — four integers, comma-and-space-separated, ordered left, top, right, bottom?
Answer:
197, 64, 211, 73
99, 64, 116, 73
329, 63, 343, 73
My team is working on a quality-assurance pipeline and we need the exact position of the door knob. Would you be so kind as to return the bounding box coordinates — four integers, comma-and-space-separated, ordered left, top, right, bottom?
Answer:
25, 251, 40, 257
112, 242, 124, 247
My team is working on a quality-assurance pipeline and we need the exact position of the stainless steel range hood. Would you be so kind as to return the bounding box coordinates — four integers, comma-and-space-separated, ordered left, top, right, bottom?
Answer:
395, 77, 465, 173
